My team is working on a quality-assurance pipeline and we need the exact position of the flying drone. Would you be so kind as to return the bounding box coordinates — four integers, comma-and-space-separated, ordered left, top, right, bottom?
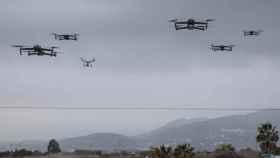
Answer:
52, 33, 79, 41
169, 18, 215, 31
12, 44, 61, 57
210, 44, 235, 52
243, 30, 263, 36
80, 57, 96, 67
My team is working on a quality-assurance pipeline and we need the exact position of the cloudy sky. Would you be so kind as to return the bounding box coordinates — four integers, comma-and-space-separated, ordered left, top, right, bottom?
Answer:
0, 0, 280, 141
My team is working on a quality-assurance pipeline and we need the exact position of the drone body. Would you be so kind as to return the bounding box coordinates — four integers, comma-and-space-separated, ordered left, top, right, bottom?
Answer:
52, 33, 79, 41
243, 30, 263, 36
12, 44, 60, 57
210, 44, 235, 52
80, 57, 96, 67
169, 18, 215, 31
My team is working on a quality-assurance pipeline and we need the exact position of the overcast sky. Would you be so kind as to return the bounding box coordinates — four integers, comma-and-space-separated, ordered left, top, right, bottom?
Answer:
0, 0, 280, 141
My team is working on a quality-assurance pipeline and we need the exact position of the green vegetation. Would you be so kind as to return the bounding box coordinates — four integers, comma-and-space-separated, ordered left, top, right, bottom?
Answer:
47, 139, 61, 154
151, 144, 173, 158
174, 144, 195, 158
256, 122, 279, 154
150, 144, 195, 158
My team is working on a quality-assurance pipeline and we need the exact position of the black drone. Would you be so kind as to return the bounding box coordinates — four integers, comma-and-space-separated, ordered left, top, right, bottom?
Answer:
80, 57, 96, 67
52, 33, 79, 41
12, 44, 61, 57
243, 30, 263, 36
169, 18, 215, 31
210, 44, 235, 52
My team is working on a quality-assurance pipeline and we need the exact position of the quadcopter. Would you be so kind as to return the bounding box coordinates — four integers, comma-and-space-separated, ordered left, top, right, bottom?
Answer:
210, 44, 235, 52
12, 44, 61, 57
169, 18, 215, 31
80, 57, 96, 67
52, 33, 79, 41
243, 30, 263, 36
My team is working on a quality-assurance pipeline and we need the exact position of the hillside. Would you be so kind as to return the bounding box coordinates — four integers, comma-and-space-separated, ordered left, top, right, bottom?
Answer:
2, 110, 279, 151
135, 110, 280, 150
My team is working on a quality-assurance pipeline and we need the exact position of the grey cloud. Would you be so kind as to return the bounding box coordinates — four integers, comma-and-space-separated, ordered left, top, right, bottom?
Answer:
0, 0, 280, 140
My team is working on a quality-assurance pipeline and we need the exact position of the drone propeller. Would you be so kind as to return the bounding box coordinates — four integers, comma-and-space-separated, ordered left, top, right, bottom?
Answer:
50, 46, 59, 49
51, 33, 59, 40
168, 19, 178, 23
80, 57, 87, 62
210, 44, 217, 47
206, 19, 215, 22
51, 33, 59, 37
11, 45, 25, 48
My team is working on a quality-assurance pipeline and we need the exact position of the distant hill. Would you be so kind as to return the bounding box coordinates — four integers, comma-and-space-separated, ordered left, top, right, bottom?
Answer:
138, 118, 208, 138
135, 110, 280, 150
2, 111, 280, 151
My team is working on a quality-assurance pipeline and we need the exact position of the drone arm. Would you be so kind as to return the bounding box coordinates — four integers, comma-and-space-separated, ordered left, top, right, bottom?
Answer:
194, 22, 208, 25
41, 48, 52, 52
192, 26, 206, 31
174, 21, 188, 25
21, 47, 34, 50
175, 25, 188, 30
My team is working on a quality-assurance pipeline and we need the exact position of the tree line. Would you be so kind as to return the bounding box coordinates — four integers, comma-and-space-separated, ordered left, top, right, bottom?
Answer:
0, 122, 279, 157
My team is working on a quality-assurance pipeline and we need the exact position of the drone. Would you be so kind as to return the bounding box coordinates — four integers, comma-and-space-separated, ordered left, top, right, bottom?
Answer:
243, 30, 263, 36
210, 44, 235, 52
80, 57, 96, 67
12, 44, 61, 57
169, 18, 215, 31
52, 33, 79, 41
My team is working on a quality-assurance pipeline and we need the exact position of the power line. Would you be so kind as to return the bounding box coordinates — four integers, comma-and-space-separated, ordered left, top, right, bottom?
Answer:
0, 106, 280, 111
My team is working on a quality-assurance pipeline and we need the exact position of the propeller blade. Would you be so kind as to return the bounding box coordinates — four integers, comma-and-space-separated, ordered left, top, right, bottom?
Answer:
206, 19, 215, 22
80, 57, 86, 62
11, 45, 24, 48
168, 19, 178, 23
51, 33, 58, 36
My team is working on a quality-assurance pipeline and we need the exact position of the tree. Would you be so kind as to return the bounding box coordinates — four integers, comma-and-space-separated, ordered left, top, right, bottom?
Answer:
150, 145, 173, 158
215, 144, 235, 152
47, 139, 61, 154
256, 122, 279, 154
173, 144, 195, 158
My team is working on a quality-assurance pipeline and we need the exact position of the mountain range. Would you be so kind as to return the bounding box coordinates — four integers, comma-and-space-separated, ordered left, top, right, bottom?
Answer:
1, 110, 279, 152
